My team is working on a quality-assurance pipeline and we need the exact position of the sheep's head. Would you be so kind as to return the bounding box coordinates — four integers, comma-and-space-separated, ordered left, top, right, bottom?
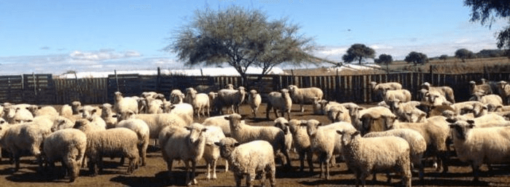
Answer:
215, 137, 240, 159
225, 84, 234, 90
71, 101, 82, 114
52, 117, 73, 132
336, 129, 360, 146
381, 114, 397, 130
79, 106, 97, 119
288, 119, 306, 134
421, 82, 431, 90
447, 118, 475, 140
249, 90, 258, 98
3, 106, 16, 119
498, 81, 508, 90
274, 117, 289, 135
73, 119, 92, 131
303, 119, 321, 137
369, 82, 377, 89
480, 78, 486, 84
225, 113, 243, 131
117, 110, 135, 121
186, 123, 207, 145
13, 109, 33, 124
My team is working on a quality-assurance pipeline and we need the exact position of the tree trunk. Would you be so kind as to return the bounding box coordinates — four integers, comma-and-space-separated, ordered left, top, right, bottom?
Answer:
358, 57, 362, 65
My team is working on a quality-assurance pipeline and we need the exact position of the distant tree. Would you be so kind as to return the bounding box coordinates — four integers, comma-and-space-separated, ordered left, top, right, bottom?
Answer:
439, 54, 448, 62
477, 49, 504, 58
166, 6, 319, 86
374, 54, 393, 73
404, 51, 428, 66
455, 48, 475, 62
342, 44, 375, 64
465, 0, 510, 57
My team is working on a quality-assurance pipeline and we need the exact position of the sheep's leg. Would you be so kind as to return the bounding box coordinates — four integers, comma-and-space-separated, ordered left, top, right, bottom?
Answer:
184, 161, 191, 186
13, 153, 20, 172
306, 151, 314, 173
325, 160, 330, 180
246, 172, 255, 187
471, 162, 481, 182
166, 159, 174, 184
300, 101, 305, 113
265, 104, 272, 119
191, 160, 198, 185
224, 159, 229, 172
298, 151, 305, 172
360, 172, 369, 187
234, 174, 243, 187
269, 165, 276, 187
212, 159, 217, 179
355, 172, 361, 187
258, 171, 267, 187
282, 148, 292, 168
206, 160, 211, 180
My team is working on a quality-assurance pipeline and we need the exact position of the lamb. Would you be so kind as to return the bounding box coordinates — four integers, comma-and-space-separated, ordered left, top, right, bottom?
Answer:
266, 88, 292, 120
114, 91, 139, 116
287, 119, 313, 173
273, 117, 293, 159
326, 103, 352, 123
50, 116, 75, 131
161, 103, 194, 125
336, 129, 412, 187
158, 123, 207, 186
216, 87, 246, 114
364, 128, 426, 181
202, 115, 231, 137
74, 119, 139, 175
98, 103, 117, 128
0, 123, 51, 171
202, 125, 227, 180
208, 92, 221, 114
225, 113, 291, 167
288, 85, 324, 113
185, 87, 210, 118
115, 119, 150, 167
145, 98, 164, 114
43, 128, 87, 182
422, 82, 455, 103
447, 118, 510, 182
497, 80, 510, 105
312, 97, 326, 115
215, 138, 276, 187
247, 89, 262, 118
170, 89, 185, 104
26, 105, 59, 117
301, 120, 356, 180
370, 81, 402, 101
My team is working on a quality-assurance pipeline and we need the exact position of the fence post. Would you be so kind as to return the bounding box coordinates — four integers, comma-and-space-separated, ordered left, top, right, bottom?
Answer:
157, 67, 161, 92
33, 72, 37, 96
115, 70, 119, 92
429, 65, 434, 84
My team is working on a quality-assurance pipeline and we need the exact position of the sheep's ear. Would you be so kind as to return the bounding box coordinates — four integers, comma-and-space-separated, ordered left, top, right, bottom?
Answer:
87, 118, 93, 122
224, 116, 230, 120
467, 120, 475, 128
112, 114, 118, 118
170, 105, 176, 110
233, 142, 240, 147
445, 118, 457, 123
352, 131, 360, 137
214, 142, 221, 146
317, 122, 323, 126
185, 126, 192, 131
98, 105, 104, 109
201, 128, 207, 132
336, 130, 343, 134
37, 106, 42, 109
92, 109, 97, 114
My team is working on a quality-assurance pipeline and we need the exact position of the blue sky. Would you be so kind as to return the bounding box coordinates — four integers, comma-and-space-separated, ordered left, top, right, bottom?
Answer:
0, 0, 506, 75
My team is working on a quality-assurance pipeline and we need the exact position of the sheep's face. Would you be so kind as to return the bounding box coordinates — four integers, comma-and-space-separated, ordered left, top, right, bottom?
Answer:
225, 84, 234, 90
4, 107, 15, 119
274, 118, 289, 135
225, 114, 242, 130
381, 115, 396, 130
448, 119, 475, 140
79, 106, 97, 119
288, 119, 305, 134
305, 120, 321, 137
215, 138, 239, 158
360, 116, 373, 135
52, 117, 73, 132
73, 119, 91, 131
186, 125, 207, 145
337, 129, 360, 146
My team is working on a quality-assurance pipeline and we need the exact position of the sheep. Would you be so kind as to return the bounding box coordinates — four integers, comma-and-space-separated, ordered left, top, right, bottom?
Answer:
60, 104, 73, 118
185, 87, 210, 118
208, 92, 221, 115
216, 87, 246, 114
266, 88, 292, 120
0, 123, 51, 171
358, 106, 395, 134
114, 91, 139, 116
159, 123, 207, 186
393, 101, 427, 123
383, 89, 412, 105
202, 125, 227, 180
473, 94, 503, 112
225, 83, 235, 90
301, 120, 356, 180
288, 85, 324, 113
71, 101, 81, 115
326, 104, 351, 123
287, 119, 313, 173
203, 115, 231, 137
336, 129, 412, 187
497, 80, 510, 105
145, 98, 164, 114
98, 103, 117, 129
115, 119, 150, 167
74, 119, 139, 176
78, 105, 106, 130
161, 102, 194, 125
447, 118, 510, 182
422, 82, 456, 103
50, 116, 75, 132
370, 81, 402, 101
247, 89, 262, 118
26, 105, 59, 117
312, 97, 326, 115
364, 128, 426, 181
215, 138, 276, 187
273, 117, 293, 159
469, 80, 492, 96
225, 113, 291, 167
42, 128, 87, 182
11, 108, 34, 124
170, 89, 185, 104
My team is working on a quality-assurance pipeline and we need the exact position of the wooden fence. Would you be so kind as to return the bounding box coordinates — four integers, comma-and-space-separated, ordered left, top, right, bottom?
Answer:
1, 72, 510, 105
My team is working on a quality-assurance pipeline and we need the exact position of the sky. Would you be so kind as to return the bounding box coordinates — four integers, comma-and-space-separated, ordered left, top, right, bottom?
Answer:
0, 0, 507, 75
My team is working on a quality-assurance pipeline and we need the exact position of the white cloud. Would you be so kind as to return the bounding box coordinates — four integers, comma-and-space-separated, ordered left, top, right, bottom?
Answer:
69, 50, 142, 61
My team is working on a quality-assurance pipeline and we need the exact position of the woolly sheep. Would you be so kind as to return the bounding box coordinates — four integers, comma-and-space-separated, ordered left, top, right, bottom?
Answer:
422, 82, 455, 103
326, 104, 351, 123
312, 97, 326, 115
159, 123, 207, 185
370, 81, 402, 101
383, 89, 412, 104
203, 115, 231, 136
144, 98, 164, 114
393, 101, 427, 123
247, 90, 262, 117
266, 89, 292, 120
477, 94, 503, 112
302, 120, 356, 180
74, 120, 139, 176
50, 116, 75, 132
215, 138, 276, 187
447, 118, 510, 182
273, 117, 293, 161
98, 103, 117, 129
469, 80, 492, 96
225, 84, 235, 90
287, 119, 313, 172
359, 106, 395, 134
116, 119, 150, 167
11, 108, 34, 124
497, 80, 510, 105
170, 89, 185, 104
26, 105, 59, 117
288, 85, 324, 113
78, 105, 107, 130
161, 103, 194, 125
43, 128, 87, 182
185, 87, 210, 118
60, 104, 73, 118
208, 92, 221, 115
364, 128, 426, 181
71, 101, 81, 115
202, 125, 227, 180
216, 87, 246, 114
225, 113, 291, 167
114, 91, 139, 116
336, 129, 412, 187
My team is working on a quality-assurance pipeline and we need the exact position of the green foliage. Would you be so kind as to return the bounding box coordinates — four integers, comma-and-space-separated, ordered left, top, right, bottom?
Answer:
439, 54, 448, 62
477, 49, 505, 57
342, 44, 375, 64
404, 51, 428, 65
167, 6, 318, 85
374, 54, 392, 65
455, 48, 476, 62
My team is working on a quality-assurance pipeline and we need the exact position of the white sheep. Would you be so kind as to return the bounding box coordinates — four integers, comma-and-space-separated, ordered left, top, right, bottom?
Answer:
11, 108, 34, 124
383, 89, 412, 104
216, 87, 246, 114
202, 125, 227, 180
50, 116, 75, 132
71, 101, 82, 115
370, 81, 402, 101
302, 120, 356, 180
170, 89, 185, 104
393, 101, 427, 123
477, 94, 503, 112
273, 117, 293, 160
447, 118, 510, 182
364, 128, 426, 181
185, 87, 210, 118
60, 104, 73, 118
326, 104, 351, 123
215, 138, 276, 187
114, 91, 139, 116
74, 119, 139, 176
358, 106, 395, 134
208, 92, 221, 114
421, 82, 456, 103
288, 85, 324, 113
115, 118, 150, 167
225, 113, 291, 168
266, 88, 292, 120
469, 80, 493, 96
43, 128, 87, 182
336, 129, 412, 187
26, 105, 59, 117
98, 103, 117, 128
287, 119, 313, 173
161, 102, 194, 125
159, 123, 207, 186
203, 115, 231, 137
497, 80, 510, 105
247, 89, 262, 118
78, 105, 107, 130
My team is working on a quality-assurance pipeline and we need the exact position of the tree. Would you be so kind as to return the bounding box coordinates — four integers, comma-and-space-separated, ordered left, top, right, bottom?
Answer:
374, 54, 393, 73
455, 48, 475, 62
465, 0, 510, 56
404, 51, 428, 66
439, 54, 448, 62
167, 6, 319, 86
342, 44, 375, 64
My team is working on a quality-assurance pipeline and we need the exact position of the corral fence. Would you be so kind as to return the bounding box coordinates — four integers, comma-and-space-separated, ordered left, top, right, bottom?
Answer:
1, 71, 509, 105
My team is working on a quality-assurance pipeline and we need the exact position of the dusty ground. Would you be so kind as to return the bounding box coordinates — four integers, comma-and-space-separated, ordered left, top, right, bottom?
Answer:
2, 104, 510, 187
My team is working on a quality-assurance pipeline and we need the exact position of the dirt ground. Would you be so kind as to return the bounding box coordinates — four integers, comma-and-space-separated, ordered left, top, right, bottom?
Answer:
2, 103, 510, 187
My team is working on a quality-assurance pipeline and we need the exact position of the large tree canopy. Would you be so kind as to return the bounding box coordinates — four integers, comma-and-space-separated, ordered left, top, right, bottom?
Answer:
374, 54, 393, 73
455, 48, 475, 62
404, 51, 428, 66
342, 44, 375, 64
166, 6, 319, 86
465, 0, 510, 55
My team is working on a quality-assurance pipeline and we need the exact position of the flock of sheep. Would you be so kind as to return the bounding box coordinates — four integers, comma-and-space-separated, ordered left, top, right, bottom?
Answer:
1, 79, 510, 187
